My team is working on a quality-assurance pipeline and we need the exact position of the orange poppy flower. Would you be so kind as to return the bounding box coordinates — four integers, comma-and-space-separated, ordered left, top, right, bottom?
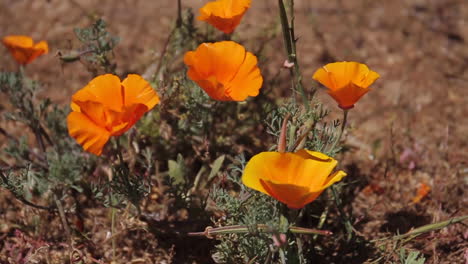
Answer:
242, 149, 347, 209
184, 41, 263, 101
67, 74, 160, 155
198, 0, 251, 34
312, 61, 380, 109
2, 35, 49, 65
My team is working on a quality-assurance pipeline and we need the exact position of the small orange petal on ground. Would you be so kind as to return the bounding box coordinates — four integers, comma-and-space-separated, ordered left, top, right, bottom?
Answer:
412, 183, 431, 203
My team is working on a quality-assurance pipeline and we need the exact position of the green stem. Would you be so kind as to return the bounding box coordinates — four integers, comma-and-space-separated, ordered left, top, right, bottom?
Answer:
111, 206, 116, 260
289, 0, 296, 57
110, 139, 122, 260
331, 185, 354, 241
327, 109, 352, 239
278, 0, 292, 57
372, 215, 468, 242
115, 138, 124, 165
19, 65, 24, 75
279, 248, 287, 264
264, 251, 273, 264
53, 193, 72, 244
222, 33, 232, 41
296, 235, 305, 264
329, 109, 349, 153
115, 138, 132, 188
290, 119, 315, 152
278, 0, 310, 110
313, 197, 330, 241
176, 0, 182, 27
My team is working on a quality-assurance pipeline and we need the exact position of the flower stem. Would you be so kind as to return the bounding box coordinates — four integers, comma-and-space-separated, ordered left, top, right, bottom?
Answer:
53, 192, 72, 244
278, 0, 310, 110
329, 109, 349, 153
372, 214, 468, 242
188, 224, 332, 237
313, 196, 330, 241
331, 185, 354, 241
111, 206, 116, 260
176, 0, 182, 27
279, 248, 287, 264
290, 119, 315, 152
278, 0, 292, 62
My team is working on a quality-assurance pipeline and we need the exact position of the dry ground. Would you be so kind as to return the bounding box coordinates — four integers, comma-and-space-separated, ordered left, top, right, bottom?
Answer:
1, 0, 467, 263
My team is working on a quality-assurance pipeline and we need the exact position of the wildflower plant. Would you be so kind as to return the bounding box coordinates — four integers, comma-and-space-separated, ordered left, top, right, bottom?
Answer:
0, 20, 148, 256
0, 3, 373, 264
195, 1, 351, 261
61, 18, 119, 75
0, 69, 91, 241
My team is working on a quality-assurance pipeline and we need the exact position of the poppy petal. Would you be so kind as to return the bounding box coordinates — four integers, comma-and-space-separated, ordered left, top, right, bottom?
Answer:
3, 35, 34, 48
2, 36, 48, 65
313, 61, 379, 108
312, 66, 336, 90
193, 78, 228, 101
71, 102, 81, 112
242, 149, 346, 208
353, 67, 380, 88
184, 50, 209, 81
67, 112, 111, 155
328, 83, 369, 109
76, 100, 146, 137
315, 62, 350, 90
294, 149, 334, 161
213, 41, 247, 83
260, 180, 311, 209
185, 42, 246, 83
242, 152, 298, 185
295, 153, 338, 188
111, 103, 149, 136
227, 52, 263, 101
7, 47, 31, 65
241, 152, 273, 195
184, 41, 262, 101
73, 74, 123, 112
121, 74, 160, 110
68, 73, 160, 155
198, 0, 251, 34
25, 40, 49, 64
33, 41, 49, 53
74, 101, 117, 131
312, 170, 347, 192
